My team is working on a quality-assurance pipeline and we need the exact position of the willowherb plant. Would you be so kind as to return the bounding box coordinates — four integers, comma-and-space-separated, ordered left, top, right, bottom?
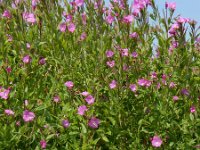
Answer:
0, 0, 199, 149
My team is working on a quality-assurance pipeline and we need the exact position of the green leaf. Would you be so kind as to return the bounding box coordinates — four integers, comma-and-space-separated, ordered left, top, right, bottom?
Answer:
190, 113, 194, 121
101, 134, 109, 142
81, 123, 87, 134
107, 117, 116, 126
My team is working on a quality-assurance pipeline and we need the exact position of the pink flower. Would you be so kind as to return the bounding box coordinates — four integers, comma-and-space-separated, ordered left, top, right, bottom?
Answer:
81, 91, 89, 97
129, 32, 138, 38
173, 96, 179, 101
88, 117, 100, 129
169, 23, 179, 35
106, 50, 114, 58
6, 67, 12, 74
74, 0, 84, 7
129, 84, 137, 92
121, 48, 129, 56
22, 55, 32, 64
2, 10, 12, 19
62, 119, 70, 128
39, 57, 46, 65
40, 140, 47, 149
67, 23, 76, 33
165, 2, 176, 10
109, 80, 117, 89
23, 12, 36, 24
53, 95, 60, 103
23, 110, 35, 122
26, 43, 31, 49
7, 34, 13, 42
24, 100, 29, 106
78, 105, 88, 115
64, 81, 74, 89
169, 82, 176, 88
190, 106, 196, 113
177, 17, 190, 24
105, 15, 114, 24
106, 60, 115, 68
157, 82, 161, 89
16, 121, 21, 126
132, 52, 138, 58
59, 22, 66, 32
80, 32, 87, 41
151, 72, 157, 79
181, 88, 189, 96
138, 79, 151, 87
85, 95, 95, 105
123, 64, 129, 71
4, 109, 15, 116
151, 135, 162, 147
0, 88, 11, 100
123, 15, 134, 24
63, 12, 73, 22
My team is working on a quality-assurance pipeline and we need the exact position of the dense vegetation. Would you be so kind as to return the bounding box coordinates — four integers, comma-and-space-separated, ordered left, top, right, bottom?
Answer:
0, 0, 199, 149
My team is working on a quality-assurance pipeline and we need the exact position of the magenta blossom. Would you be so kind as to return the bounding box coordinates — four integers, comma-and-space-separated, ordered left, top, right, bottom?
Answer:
105, 15, 115, 24
59, 22, 66, 32
132, 52, 138, 58
129, 32, 138, 38
165, 2, 176, 10
138, 78, 151, 87
106, 50, 114, 58
2, 10, 12, 19
40, 140, 47, 149
64, 81, 74, 89
74, 0, 84, 7
121, 48, 129, 56
109, 80, 117, 89
26, 43, 31, 49
23, 110, 35, 122
39, 57, 46, 65
81, 91, 89, 97
4, 109, 15, 116
0, 88, 11, 100
177, 17, 190, 24
6, 67, 12, 74
173, 96, 179, 101
106, 60, 115, 68
123, 15, 134, 24
151, 135, 162, 148
23, 12, 36, 24
129, 84, 137, 92
169, 82, 176, 88
80, 32, 87, 41
88, 117, 100, 129
62, 119, 70, 128
190, 106, 196, 113
24, 100, 29, 106
22, 55, 32, 64
181, 88, 189, 96
85, 95, 95, 105
7, 34, 13, 42
67, 23, 76, 33
78, 105, 88, 115
151, 72, 157, 79
53, 95, 60, 103
63, 12, 73, 22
